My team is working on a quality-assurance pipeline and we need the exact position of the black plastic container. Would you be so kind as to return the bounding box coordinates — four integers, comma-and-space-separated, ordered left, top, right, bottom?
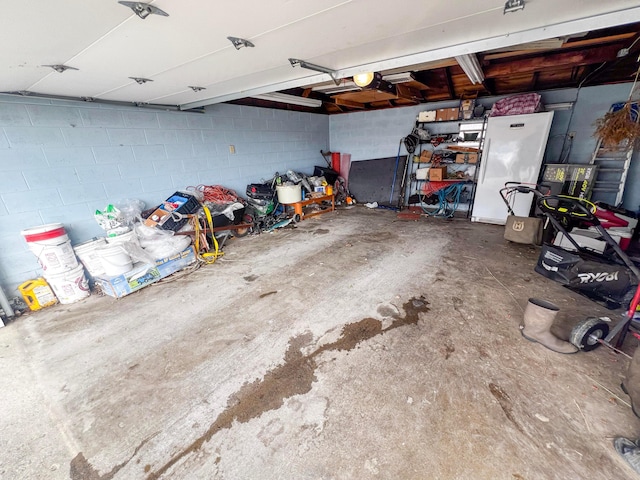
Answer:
156, 192, 201, 232
246, 183, 274, 200
211, 205, 246, 228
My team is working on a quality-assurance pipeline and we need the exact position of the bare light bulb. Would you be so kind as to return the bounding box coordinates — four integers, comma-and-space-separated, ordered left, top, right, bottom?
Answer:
353, 72, 375, 87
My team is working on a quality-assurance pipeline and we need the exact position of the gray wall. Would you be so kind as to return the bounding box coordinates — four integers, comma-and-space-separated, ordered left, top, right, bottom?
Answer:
330, 83, 639, 211
0, 95, 329, 294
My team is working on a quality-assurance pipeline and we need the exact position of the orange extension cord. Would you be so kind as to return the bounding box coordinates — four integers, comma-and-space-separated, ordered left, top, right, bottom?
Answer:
188, 185, 242, 204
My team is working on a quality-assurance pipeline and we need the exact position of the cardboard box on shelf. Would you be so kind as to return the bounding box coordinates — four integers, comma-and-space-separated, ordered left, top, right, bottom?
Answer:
429, 166, 448, 181
418, 110, 437, 122
436, 107, 460, 122
417, 150, 433, 163
95, 247, 196, 298
455, 153, 479, 164
415, 168, 429, 180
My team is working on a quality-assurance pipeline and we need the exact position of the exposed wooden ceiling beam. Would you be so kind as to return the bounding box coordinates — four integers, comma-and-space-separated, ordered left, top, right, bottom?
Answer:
483, 32, 635, 61
529, 71, 539, 91
395, 84, 422, 103
333, 98, 366, 109
483, 45, 620, 78
445, 67, 455, 99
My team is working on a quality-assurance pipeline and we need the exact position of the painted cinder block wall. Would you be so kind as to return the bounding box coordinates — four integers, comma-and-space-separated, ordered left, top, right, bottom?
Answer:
329, 83, 640, 211
0, 94, 329, 294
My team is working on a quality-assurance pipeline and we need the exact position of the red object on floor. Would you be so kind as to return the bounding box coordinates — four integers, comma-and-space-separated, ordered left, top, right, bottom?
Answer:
397, 211, 421, 220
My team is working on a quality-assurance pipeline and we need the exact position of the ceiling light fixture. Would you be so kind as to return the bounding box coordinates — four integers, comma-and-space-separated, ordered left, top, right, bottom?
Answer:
118, 1, 168, 19
43, 64, 78, 73
129, 77, 153, 84
312, 81, 360, 95
352, 72, 395, 94
382, 72, 416, 84
455, 54, 485, 84
353, 72, 375, 87
188, 86, 206, 92
250, 92, 322, 108
289, 58, 340, 86
227, 37, 255, 50
504, 0, 525, 14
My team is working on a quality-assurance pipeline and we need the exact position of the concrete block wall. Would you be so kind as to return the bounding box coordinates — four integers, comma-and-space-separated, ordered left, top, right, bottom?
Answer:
0, 95, 329, 294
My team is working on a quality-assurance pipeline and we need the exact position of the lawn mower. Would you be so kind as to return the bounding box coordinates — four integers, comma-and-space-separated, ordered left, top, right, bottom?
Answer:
500, 183, 640, 351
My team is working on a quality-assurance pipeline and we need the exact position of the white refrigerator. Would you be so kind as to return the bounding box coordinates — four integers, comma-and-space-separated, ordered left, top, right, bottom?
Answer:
471, 111, 554, 225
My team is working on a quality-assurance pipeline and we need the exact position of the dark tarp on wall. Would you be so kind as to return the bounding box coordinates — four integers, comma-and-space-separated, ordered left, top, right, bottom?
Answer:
348, 156, 407, 206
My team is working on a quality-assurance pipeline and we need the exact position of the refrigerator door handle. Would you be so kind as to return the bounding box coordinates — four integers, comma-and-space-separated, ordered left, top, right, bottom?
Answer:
479, 139, 490, 184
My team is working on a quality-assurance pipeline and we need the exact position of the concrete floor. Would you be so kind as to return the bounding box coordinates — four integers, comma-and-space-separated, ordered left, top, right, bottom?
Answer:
2, 207, 640, 479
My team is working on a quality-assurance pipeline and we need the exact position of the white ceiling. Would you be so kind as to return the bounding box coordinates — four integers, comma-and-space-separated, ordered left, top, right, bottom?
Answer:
3, 0, 640, 110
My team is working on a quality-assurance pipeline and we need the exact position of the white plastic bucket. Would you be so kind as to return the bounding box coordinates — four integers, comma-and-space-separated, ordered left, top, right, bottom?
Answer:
21, 223, 79, 274
95, 244, 133, 276
43, 264, 90, 304
73, 237, 107, 277
276, 184, 302, 204
106, 229, 140, 248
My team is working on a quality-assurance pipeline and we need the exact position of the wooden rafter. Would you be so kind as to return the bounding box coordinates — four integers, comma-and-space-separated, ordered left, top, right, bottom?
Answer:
395, 84, 422, 103
484, 45, 620, 77
445, 67, 455, 99
332, 98, 366, 109
482, 32, 635, 61
529, 71, 539, 91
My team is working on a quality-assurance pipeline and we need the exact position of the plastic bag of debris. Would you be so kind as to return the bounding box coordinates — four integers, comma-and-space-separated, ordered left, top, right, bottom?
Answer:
135, 224, 192, 260
94, 204, 124, 232
114, 199, 145, 226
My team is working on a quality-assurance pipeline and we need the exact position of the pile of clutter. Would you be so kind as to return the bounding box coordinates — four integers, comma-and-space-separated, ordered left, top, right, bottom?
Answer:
16, 192, 203, 307
11, 164, 352, 314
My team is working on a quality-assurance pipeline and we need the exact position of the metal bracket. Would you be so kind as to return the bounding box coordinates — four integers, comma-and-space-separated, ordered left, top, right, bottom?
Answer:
289, 58, 340, 86
227, 37, 255, 50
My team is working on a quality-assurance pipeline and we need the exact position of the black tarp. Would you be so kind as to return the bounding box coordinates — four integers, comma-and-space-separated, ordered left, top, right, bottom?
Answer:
348, 156, 407, 206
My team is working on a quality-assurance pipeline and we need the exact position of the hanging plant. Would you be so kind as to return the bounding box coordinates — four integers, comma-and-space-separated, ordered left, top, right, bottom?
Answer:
593, 65, 640, 147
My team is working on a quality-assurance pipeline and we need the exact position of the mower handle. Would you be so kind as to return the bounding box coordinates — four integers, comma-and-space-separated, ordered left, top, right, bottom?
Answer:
536, 194, 599, 224
499, 183, 550, 215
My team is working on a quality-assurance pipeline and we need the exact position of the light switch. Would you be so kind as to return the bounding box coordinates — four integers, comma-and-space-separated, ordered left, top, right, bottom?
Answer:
229, 145, 235, 154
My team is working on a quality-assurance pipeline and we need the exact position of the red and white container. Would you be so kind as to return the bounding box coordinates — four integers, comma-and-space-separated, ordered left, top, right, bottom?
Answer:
21, 223, 79, 274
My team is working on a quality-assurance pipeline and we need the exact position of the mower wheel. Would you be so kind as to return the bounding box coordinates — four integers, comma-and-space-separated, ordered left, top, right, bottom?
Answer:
569, 317, 610, 352
291, 213, 301, 223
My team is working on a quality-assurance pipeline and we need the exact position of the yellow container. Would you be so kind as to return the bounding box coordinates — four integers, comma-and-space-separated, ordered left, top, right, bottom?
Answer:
18, 278, 58, 311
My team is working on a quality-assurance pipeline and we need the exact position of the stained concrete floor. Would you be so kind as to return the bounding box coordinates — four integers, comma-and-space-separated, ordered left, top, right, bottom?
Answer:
2, 206, 640, 480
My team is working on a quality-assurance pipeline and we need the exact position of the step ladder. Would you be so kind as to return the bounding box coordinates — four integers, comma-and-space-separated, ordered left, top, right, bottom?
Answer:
589, 105, 636, 206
